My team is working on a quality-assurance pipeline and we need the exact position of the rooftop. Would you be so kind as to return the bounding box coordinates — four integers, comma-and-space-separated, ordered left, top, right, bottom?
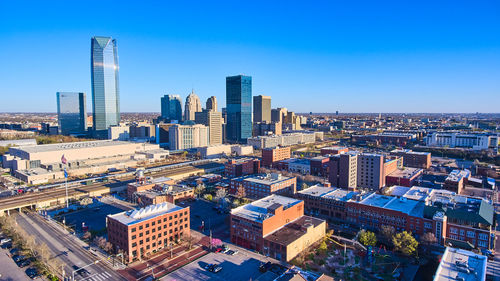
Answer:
359, 193, 395, 208
402, 186, 433, 201
446, 169, 471, 182
264, 216, 325, 245
433, 247, 486, 281
387, 168, 423, 179
391, 149, 430, 156
298, 184, 358, 202
108, 202, 185, 225
231, 194, 302, 223
128, 176, 173, 187
13, 140, 135, 153
235, 173, 295, 185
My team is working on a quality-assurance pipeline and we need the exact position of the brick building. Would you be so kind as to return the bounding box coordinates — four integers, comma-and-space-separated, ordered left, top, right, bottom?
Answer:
385, 168, 423, 187
443, 169, 471, 194
107, 202, 190, 263
230, 195, 325, 261
224, 158, 261, 178
320, 146, 348, 156
329, 152, 358, 189
229, 173, 297, 199
127, 177, 175, 200
356, 154, 401, 191
261, 146, 291, 167
390, 149, 431, 169
310, 156, 329, 177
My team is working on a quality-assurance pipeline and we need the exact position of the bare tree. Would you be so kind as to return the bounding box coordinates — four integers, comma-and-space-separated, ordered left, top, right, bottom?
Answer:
236, 184, 246, 199
82, 231, 92, 240
421, 232, 437, 246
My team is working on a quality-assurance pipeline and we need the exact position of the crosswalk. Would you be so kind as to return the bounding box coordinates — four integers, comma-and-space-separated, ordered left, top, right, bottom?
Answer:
487, 258, 500, 280
80, 271, 114, 281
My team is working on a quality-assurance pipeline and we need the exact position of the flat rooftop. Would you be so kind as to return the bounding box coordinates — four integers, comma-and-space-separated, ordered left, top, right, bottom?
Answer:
264, 216, 325, 245
237, 173, 295, 185
391, 149, 430, 156
433, 247, 486, 281
387, 185, 411, 197
298, 184, 336, 197
14, 140, 134, 153
402, 186, 433, 201
298, 184, 358, 202
387, 168, 423, 179
108, 202, 185, 225
231, 195, 302, 223
359, 193, 395, 208
384, 197, 423, 216
128, 176, 173, 187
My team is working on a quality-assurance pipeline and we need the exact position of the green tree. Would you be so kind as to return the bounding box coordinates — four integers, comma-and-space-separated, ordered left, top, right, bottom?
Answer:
301, 183, 309, 190
358, 230, 377, 247
318, 241, 328, 253
392, 231, 418, 256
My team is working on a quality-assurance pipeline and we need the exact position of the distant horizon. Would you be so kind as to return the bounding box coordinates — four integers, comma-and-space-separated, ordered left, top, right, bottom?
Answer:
1, 1, 499, 113
1, 112, 499, 115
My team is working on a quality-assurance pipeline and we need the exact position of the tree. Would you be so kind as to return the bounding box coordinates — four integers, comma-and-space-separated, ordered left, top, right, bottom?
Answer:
358, 230, 377, 247
421, 232, 437, 246
204, 194, 213, 201
235, 184, 246, 199
392, 231, 418, 256
83, 231, 92, 240
195, 183, 205, 198
380, 225, 395, 244
215, 188, 227, 202
318, 241, 328, 253
301, 183, 309, 190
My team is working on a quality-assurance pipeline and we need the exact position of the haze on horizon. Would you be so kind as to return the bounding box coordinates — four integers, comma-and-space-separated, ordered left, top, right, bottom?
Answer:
0, 1, 499, 114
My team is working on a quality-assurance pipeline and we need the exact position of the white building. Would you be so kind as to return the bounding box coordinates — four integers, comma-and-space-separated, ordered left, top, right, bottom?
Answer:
247, 131, 319, 149
169, 124, 209, 150
426, 132, 499, 151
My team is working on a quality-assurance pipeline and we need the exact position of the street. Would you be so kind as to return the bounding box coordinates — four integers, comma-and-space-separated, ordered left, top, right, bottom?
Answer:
14, 211, 126, 281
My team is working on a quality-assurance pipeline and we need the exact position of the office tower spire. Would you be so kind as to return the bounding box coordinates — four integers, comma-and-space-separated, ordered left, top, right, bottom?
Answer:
91, 36, 120, 138
184, 90, 202, 121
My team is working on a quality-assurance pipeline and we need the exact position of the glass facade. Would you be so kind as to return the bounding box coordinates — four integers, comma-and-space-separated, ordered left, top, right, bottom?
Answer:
161, 94, 183, 122
226, 75, 252, 142
91, 36, 120, 137
56, 92, 87, 135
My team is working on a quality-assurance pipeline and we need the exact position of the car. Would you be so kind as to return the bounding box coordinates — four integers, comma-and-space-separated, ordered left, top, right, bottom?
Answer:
1, 242, 12, 249
221, 244, 230, 253
226, 249, 238, 255
0, 238, 12, 245
204, 263, 214, 270
208, 264, 222, 273
10, 248, 19, 255
259, 261, 272, 272
72, 265, 90, 276
17, 259, 31, 268
25, 267, 39, 279
13, 255, 26, 263
214, 247, 223, 253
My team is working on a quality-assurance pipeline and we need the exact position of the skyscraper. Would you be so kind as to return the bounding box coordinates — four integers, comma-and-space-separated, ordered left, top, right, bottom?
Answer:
253, 95, 271, 123
91, 36, 120, 138
195, 110, 223, 145
184, 90, 202, 121
161, 94, 183, 122
226, 75, 252, 142
56, 92, 87, 135
206, 96, 217, 112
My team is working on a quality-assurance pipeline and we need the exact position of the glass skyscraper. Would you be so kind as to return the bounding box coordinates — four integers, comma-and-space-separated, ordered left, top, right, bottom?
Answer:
226, 75, 252, 142
161, 94, 183, 122
91, 36, 120, 138
56, 92, 87, 135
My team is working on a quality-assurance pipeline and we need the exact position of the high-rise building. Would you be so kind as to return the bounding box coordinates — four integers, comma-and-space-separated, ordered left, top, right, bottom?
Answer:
56, 92, 87, 135
168, 124, 209, 150
356, 154, 401, 191
161, 94, 183, 122
253, 95, 271, 123
195, 110, 223, 145
226, 75, 252, 142
206, 96, 217, 112
271, 107, 287, 123
329, 152, 358, 189
91, 36, 120, 138
184, 91, 202, 121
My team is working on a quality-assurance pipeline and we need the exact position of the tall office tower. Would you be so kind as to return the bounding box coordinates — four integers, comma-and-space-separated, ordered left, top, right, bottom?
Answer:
184, 91, 202, 121
226, 75, 252, 142
168, 124, 209, 150
91, 36, 120, 138
329, 152, 358, 189
206, 96, 217, 112
271, 107, 287, 123
56, 92, 87, 135
253, 95, 271, 123
161, 94, 183, 122
195, 110, 223, 145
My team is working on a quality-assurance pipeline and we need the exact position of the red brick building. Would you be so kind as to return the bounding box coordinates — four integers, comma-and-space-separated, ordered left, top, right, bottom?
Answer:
390, 149, 431, 169
310, 156, 329, 177
224, 158, 261, 178
320, 146, 348, 156
385, 168, 423, 187
229, 173, 297, 199
107, 202, 190, 263
261, 146, 291, 167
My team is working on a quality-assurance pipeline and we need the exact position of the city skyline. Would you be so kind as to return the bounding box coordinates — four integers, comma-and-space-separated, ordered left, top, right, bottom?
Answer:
1, 1, 499, 113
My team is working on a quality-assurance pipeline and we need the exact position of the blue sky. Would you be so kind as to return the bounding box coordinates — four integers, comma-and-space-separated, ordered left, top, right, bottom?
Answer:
1, 0, 499, 113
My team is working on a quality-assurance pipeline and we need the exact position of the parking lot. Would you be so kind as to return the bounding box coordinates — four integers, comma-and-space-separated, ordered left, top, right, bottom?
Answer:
180, 199, 230, 241
0, 247, 40, 281
162, 248, 285, 281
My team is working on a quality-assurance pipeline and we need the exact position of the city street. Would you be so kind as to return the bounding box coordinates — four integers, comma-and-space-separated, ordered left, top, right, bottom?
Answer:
14, 211, 126, 281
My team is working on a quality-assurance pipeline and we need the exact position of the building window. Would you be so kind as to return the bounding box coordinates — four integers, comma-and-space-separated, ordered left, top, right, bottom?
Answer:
479, 233, 488, 241
131, 227, 137, 232
467, 231, 475, 238
132, 242, 137, 247
139, 225, 143, 230
449, 227, 458, 234
131, 235, 136, 240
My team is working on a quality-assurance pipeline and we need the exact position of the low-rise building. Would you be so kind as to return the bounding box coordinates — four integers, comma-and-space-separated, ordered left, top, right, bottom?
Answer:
224, 158, 261, 178
426, 131, 499, 151
390, 149, 431, 169
230, 195, 325, 261
229, 173, 297, 199
310, 156, 329, 177
261, 146, 291, 167
385, 168, 423, 187
127, 177, 175, 201
433, 247, 487, 281
107, 202, 190, 263
320, 146, 348, 156
444, 169, 471, 194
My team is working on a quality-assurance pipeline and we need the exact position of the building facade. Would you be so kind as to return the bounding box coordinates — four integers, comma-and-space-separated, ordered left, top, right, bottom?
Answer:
229, 173, 296, 199
253, 95, 271, 123
56, 92, 87, 135
261, 146, 291, 167
195, 110, 223, 145
168, 124, 209, 150
206, 96, 217, 112
91, 36, 120, 138
226, 75, 252, 142
184, 91, 202, 121
161, 94, 183, 122
390, 149, 431, 169
107, 202, 190, 263
224, 158, 261, 177
329, 152, 358, 189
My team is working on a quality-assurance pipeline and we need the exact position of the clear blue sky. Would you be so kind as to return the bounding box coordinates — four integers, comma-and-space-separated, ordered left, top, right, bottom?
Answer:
1, 0, 499, 113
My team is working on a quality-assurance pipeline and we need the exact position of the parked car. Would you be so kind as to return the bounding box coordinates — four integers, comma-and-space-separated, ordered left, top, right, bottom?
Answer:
204, 263, 214, 270
208, 264, 222, 273
226, 249, 238, 255
25, 267, 39, 279
13, 255, 26, 263
259, 261, 272, 272
17, 259, 31, 268
1, 242, 12, 249
10, 248, 20, 255
0, 238, 12, 245
214, 247, 223, 253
